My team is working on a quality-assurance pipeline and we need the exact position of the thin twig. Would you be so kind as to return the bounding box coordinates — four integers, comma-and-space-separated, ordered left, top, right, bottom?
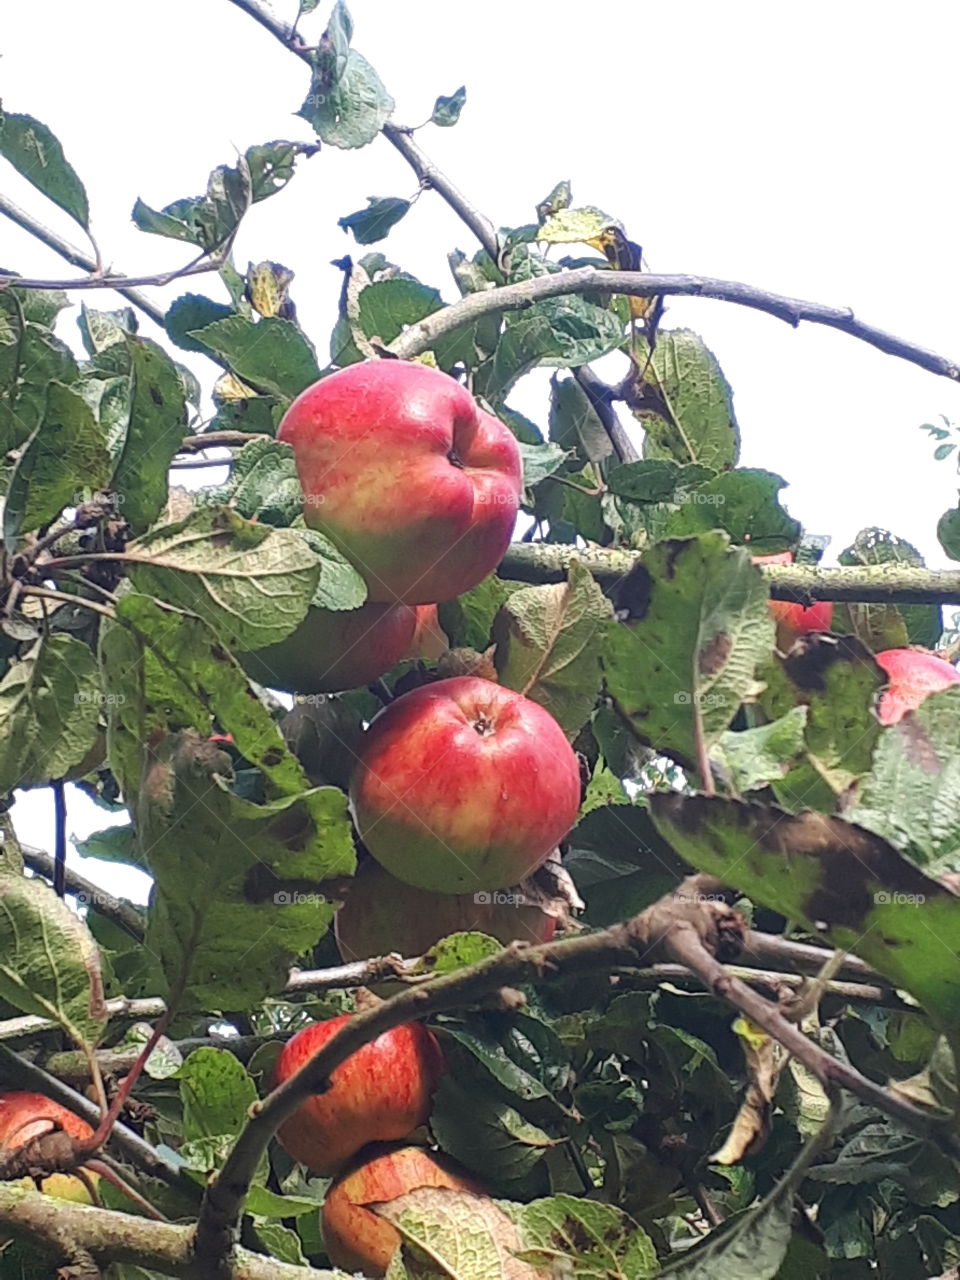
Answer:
389, 265, 960, 382
51, 780, 67, 899
178, 431, 266, 454
0, 255, 226, 294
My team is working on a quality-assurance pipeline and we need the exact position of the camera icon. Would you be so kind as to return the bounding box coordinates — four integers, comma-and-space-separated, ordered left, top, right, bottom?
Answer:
75, 892, 89, 906
874, 891, 890, 905
674, 691, 692, 704
474, 891, 491, 905
273, 891, 291, 905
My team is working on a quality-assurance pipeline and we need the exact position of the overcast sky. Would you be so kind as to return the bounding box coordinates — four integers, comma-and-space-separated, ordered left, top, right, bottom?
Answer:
5, 0, 960, 902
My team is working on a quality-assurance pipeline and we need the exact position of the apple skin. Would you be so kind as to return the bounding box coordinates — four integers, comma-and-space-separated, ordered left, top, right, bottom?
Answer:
350, 676, 582, 895
277, 362, 523, 604
0, 1092, 97, 1204
753, 551, 833, 649
322, 1143, 480, 1276
335, 860, 557, 962
239, 600, 417, 694
273, 1016, 445, 1177
874, 648, 960, 725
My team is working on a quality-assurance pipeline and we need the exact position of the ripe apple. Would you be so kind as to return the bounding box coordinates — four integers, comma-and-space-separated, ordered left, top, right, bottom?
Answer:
753, 551, 833, 650
350, 676, 582, 895
0, 1092, 98, 1204
273, 1015, 445, 1176
239, 600, 417, 694
875, 648, 960, 725
322, 1143, 480, 1276
277, 362, 523, 603
335, 860, 557, 962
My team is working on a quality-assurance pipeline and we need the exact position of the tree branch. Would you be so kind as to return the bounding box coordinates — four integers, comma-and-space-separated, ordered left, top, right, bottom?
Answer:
18, 843, 145, 942
192, 877, 952, 1268
0, 193, 166, 327
389, 265, 960, 382
0, 1184, 340, 1280
501, 543, 960, 604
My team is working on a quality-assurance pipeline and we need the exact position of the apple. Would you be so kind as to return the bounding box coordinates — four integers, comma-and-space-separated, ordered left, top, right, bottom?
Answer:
277, 362, 523, 603
273, 1015, 445, 1176
875, 648, 960, 725
753, 551, 833, 650
239, 600, 417, 694
335, 860, 557, 962
322, 1143, 480, 1276
350, 676, 582, 895
0, 1092, 98, 1205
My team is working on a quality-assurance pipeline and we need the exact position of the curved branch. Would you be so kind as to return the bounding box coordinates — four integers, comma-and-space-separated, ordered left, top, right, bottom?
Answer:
389, 265, 960, 381
500, 543, 960, 604
19, 843, 145, 943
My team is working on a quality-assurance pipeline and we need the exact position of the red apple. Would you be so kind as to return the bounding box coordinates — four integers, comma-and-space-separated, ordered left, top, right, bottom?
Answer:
0, 1092, 98, 1204
239, 600, 417, 693
277, 362, 523, 603
322, 1143, 481, 1276
753, 551, 833, 649
875, 648, 960, 725
350, 676, 582, 894
273, 1015, 445, 1176
404, 604, 449, 662
335, 860, 557, 962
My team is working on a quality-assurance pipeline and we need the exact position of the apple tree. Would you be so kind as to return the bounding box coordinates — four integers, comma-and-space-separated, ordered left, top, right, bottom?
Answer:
1, 3, 960, 1278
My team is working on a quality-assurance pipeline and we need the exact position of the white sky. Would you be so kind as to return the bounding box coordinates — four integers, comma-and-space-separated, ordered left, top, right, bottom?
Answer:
4, 0, 960, 902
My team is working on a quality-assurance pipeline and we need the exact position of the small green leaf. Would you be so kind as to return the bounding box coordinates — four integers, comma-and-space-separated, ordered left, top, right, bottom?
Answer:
299, 49, 395, 149
713, 707, 808, 794
164, 293, 236, 354
178, 1047, 258, 1141
338, 196, 411, 244
938, 508, 960, 561
418, 931, 503, 975
0, 873, 107, 1050
519, 441, 570, 491
0, 110, 89, 229
431, 85, 466, 127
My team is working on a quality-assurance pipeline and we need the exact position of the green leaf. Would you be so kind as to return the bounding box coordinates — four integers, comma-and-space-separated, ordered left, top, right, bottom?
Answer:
0, 110, 89, 229
299, 49, 395, 149
663, 468, 801, 551
178, 1047, 258, 1141
606, 459, 716, 504
199, 439, 303, 527
110, 336, 188, 534
493, 561, 613, 737
713, 707, 808, 794
548, 374, 614, 467
602, 535, 774, 767
519, 441, 570, 492
650, 794, 960, 1036
0, 873, 107, 1049
3, 381, 111, 544
191, 315, 320, 400
431, 1075, 556, 1193
78, 305, 137, 356
536, 180, 573, 222
164, 293, 236, 355
245, 1186, 321, 1219
442, 1014, 570, 1116
126, 507, 321, 653
137, 727, 353, 1009
0, 633, 101, 792
512, 1193, 658, 1279
418, 932, 503, 976
0, 297, 79, 452
631, 329, 740, 471
838, 527, 941, 648
74, 824, 140, 866
338, 196, 411, 244
938, 508, 960, 561
770, 637, 884, 814
438, 577, 518, 651
331, 277, 443, 367
431, 86, 466, 127
295, 527, 369, 611
848, 684, 960, 866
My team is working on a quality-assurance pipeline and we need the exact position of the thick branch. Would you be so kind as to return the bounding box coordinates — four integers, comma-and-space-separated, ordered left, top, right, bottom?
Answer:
389, 265, 960, 382
20, 843, 145, 942
0, 1185, 338, 1280
0, 193, 165, 327
501, 543, 960, 604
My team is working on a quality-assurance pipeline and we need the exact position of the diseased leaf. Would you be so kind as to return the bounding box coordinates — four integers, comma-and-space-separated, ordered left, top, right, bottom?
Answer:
629, 329, 740, 471
0, 634, 101, 793
3, 381, 111, 544
0, 873, 107, 1050
299, 49, 395, 149
493, 562, 613, 737
664, 468, 801, 551
78, 305, 137, 356
712, 707, 808, 794
126, 506, 320, 652
602, 535, 774, 768
838, 527, 941, 648
536, 207, 620, 245
511, 1193, 658, 1279
431, 86, 466, 127
650, 794, 960, 1035
0, 110, 89, 229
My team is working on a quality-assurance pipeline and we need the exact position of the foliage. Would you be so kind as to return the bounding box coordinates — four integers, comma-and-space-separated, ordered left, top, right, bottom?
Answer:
0, 4, 959, 1279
